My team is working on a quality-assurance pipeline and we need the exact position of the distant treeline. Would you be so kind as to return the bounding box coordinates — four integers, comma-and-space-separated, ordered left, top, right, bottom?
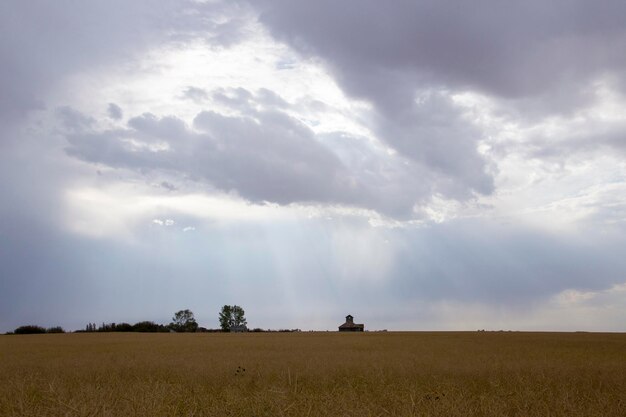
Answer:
250, 328, 302, 333
8, 325, 66, 335
6, 323, 302, 335
78, 321, 170, 333
76, 323, 302, 333
6, 307, 302, 334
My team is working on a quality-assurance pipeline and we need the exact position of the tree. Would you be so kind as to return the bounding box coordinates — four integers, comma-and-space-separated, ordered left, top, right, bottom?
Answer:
14, 325, 46, 334
219, 305, 247, 332
170, 309, 198, 332
113, 322, 133, 332
218, 305, 232, 331
132, 321, 164, 332
233, 305, 247, 328
46, 326, 65, 333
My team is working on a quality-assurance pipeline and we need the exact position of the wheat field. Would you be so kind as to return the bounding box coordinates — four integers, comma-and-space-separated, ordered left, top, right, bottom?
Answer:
1, 331, 624, 416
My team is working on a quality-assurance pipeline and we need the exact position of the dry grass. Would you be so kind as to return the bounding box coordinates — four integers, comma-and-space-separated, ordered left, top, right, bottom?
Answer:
1, 331, 625, 416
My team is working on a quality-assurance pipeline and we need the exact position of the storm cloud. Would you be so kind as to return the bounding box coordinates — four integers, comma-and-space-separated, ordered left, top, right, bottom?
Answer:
253, 0, 626, 106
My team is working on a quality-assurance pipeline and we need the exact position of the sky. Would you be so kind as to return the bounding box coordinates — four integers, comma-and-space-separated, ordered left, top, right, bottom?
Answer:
1, 1, 626, 332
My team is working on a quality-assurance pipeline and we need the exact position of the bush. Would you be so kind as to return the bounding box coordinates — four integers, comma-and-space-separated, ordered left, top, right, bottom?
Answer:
14, 325, 46, 334
132, 321, 167, 332
113, 323, 133, 332
46, 327, 65, 333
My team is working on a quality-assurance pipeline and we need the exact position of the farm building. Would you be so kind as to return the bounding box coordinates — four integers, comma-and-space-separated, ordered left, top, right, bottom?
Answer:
338, 315, 364, 332
230, 325, 247, 333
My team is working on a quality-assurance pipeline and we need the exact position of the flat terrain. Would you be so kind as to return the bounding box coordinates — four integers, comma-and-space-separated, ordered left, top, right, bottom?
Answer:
1, 332, 624, 416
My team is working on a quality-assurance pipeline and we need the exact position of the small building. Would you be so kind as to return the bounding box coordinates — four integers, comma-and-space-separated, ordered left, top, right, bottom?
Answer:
230, 325, 247, 333
338, 315, 364, 332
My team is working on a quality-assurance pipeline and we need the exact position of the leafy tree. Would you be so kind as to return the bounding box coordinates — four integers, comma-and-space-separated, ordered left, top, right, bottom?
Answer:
132, 321, 166, 332
233, 305, 247, 328
46, 326, 65, 333
219, 305, 247, 332
14, 325, 46, 334
219, 305, 233, 331
113, 322, 133, 332
170, 309, 198, 332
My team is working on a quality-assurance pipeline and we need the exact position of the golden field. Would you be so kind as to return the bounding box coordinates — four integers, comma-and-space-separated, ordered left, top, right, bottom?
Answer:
1, 331, 625, 416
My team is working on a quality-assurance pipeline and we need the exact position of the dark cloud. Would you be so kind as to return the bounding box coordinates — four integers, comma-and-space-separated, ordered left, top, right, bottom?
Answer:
243, 0, 626, 201
62, 91, 453, 217
391, 220, 626, 305
182, 87, 210, 103
252, 0, 626, 105
249, 1, 584, 199
62, 108, 360, 211
160, 181, 178, 191
107, 103, 123, 120
372, 90, 495, 200
56, 106, 96, 131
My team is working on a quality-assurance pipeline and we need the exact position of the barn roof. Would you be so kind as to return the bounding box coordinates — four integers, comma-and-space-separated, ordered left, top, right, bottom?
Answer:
339, 322, 364, 329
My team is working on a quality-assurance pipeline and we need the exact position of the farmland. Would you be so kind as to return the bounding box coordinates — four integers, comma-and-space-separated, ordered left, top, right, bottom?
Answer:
1, 332, 625, 416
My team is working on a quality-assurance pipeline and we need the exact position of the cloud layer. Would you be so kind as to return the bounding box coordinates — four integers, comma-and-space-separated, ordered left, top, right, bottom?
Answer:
63, 88, 441, 217
254, 0, 626, 104
1, 1, 626, 332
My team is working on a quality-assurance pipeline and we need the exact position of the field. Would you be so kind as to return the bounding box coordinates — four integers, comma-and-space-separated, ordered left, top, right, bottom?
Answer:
1, 332, 625, 416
